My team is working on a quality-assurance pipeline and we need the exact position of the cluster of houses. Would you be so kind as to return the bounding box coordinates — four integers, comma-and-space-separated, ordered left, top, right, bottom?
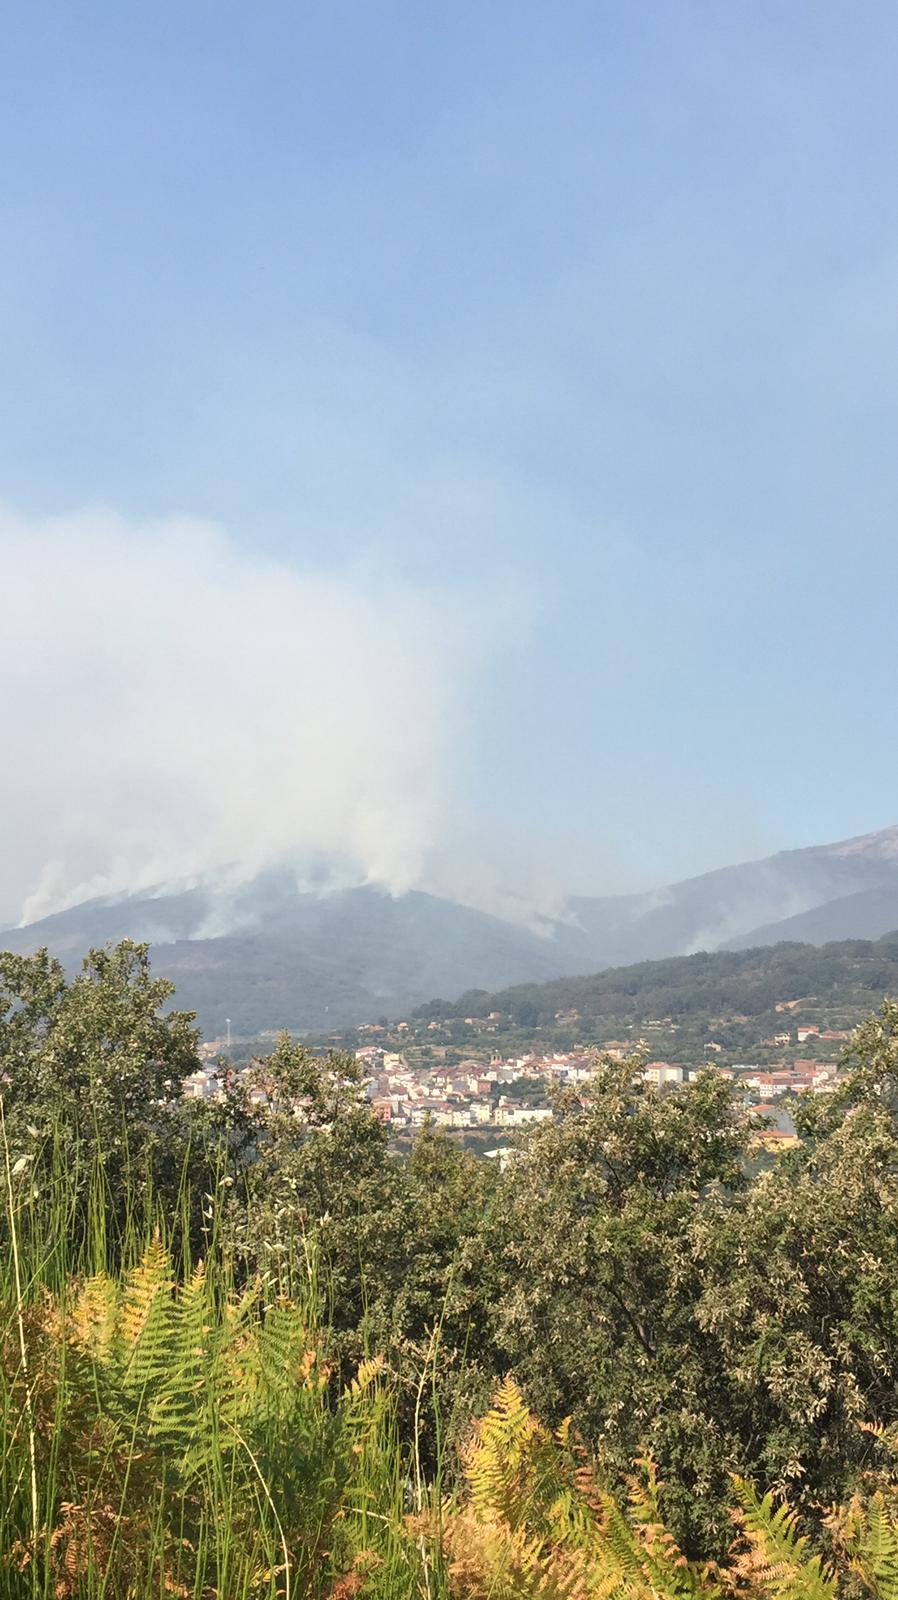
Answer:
183, 1045, 604, 1123
358, 1043, 843, 1131
735, 1061, 839, 1096
360, 1048, 601, 1130
181, 1031, 844, 1137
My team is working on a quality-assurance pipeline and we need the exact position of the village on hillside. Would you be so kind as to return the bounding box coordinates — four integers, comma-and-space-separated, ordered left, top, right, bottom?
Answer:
181, 1000, 856, 1152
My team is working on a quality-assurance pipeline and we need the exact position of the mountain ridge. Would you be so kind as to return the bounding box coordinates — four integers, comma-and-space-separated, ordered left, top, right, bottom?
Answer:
4, 825, 898, 1034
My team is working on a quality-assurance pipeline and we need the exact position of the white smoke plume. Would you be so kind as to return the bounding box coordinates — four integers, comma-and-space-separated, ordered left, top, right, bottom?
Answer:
0, 504, 517, 927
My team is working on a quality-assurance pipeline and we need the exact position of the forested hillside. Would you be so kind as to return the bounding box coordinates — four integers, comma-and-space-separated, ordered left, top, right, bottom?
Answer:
415, 931, 898, 1033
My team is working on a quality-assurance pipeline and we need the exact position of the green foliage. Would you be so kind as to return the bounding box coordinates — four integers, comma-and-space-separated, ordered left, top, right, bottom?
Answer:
0, 1235, 416, 1598
412, 933, 898, 1052
467, 1026, 898, 1556
733, 1479, 836, 1600
12, 942, 898, 1584
0, 941, 200, 1265
0, 941, 198, 1132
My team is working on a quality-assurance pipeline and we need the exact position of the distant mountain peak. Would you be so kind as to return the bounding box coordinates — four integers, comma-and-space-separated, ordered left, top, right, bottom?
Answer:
811, 825, 898, 862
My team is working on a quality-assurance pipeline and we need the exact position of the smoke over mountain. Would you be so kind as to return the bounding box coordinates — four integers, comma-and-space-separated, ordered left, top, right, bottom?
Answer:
0, 504, 519, 927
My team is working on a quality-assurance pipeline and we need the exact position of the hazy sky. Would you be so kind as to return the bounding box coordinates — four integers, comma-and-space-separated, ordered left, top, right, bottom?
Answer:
3, 2, 898, 922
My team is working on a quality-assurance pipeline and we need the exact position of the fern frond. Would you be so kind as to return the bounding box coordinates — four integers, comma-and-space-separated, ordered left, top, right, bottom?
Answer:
66, 1272, 118, 1362
733, 1478, 836, 1600
463, 1375, 564, 1534
436, 1508, 593, 1600
117, 1236, 174, 1415
346, 1354, 386, 1397
628, 1457, 714, 1600
118, 1236, 171, 1355
449, 1381, 716, 1600
827, 1491, 898, 1600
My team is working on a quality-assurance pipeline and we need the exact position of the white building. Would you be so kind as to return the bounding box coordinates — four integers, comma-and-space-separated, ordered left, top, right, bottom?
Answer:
643, 1062, 685, 1087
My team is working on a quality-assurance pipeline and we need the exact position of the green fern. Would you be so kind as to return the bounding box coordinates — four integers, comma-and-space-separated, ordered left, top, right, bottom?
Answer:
436, 1377, 716, 1600
826, 1491, 898, 1600
627, 1456, 717, 1600
464, 1374, 564, 1535
22, 1245, 898, 1600
733, 1478, 837, 1600
4, 1240, 397, 1597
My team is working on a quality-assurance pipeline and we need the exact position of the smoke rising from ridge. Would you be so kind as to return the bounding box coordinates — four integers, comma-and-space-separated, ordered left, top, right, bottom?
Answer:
0, 505, 521, 927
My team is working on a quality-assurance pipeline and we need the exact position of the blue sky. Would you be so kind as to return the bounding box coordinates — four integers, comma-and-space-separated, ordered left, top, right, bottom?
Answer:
3, 2, 898, 908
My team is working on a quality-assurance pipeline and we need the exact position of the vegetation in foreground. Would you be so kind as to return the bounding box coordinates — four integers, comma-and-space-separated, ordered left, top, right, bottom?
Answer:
5, 941, 898, 1594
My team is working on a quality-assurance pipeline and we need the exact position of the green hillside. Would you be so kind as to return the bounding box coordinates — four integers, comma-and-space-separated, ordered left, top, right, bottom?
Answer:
405, 933, 898, 1061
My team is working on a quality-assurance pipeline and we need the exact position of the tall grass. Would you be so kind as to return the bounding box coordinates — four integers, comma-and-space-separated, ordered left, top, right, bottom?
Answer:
0, 1112, 445, 1599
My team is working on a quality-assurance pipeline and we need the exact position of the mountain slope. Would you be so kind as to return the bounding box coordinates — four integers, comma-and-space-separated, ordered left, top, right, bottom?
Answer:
726, 882, 898, 950
566, 826, 898, 965
5, 826, 898, 1035
0, 880, 578, 1035
414, 930, 898, 1031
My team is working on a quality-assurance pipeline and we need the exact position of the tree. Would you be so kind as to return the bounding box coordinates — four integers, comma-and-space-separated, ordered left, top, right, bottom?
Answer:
0, 941, 200, 1258
480, 1057, 764, 1554
479, 1023, 898, 1557
691, 1002, 898, 1535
